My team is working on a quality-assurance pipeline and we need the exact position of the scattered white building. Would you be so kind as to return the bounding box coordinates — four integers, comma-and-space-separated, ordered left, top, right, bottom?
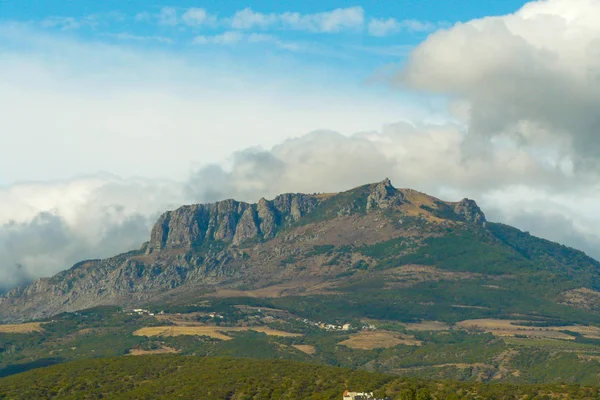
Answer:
343, 391, 375, 400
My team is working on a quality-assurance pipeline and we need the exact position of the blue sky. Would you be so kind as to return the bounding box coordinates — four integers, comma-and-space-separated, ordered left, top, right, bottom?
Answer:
0, 0, 535, 185
0, 1, 529, 70
5, 0, 600, 283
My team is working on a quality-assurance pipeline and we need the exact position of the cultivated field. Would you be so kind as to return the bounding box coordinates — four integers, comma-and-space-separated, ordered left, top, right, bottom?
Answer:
403, 321, 451, 331
0, 322, 43, 334
128, 346, 179, 356
339, 330, 421, 350
292, 344, 316, 355
455, 319, 600, 340
133, 325, 301, 340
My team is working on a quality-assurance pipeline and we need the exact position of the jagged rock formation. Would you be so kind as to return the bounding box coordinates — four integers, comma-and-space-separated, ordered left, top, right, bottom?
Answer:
366, 178, 405, 212
148, 193, 319, 252
453, 198, 487, 226
0, 179, 494, 322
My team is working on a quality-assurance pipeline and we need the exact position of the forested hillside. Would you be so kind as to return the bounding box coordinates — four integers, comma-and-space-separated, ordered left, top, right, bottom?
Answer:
0, 356, 598, 400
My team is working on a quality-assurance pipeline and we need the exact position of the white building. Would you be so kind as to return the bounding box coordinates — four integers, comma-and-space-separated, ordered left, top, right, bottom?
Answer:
343, 391, 375, 400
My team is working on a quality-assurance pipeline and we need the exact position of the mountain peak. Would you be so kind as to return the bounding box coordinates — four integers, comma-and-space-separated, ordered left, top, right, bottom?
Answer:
366, 178, 403, 212
380, 177, 393, 188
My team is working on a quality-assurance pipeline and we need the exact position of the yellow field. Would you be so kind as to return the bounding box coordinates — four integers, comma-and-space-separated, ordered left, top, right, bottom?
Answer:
339, 331, 421, 350
292, 344, 316, 355
133, 325, 301, 340
0, 322, 43, 334
403, 321, 451, 331
128, 346, 179, 356
454, 319, 600, 340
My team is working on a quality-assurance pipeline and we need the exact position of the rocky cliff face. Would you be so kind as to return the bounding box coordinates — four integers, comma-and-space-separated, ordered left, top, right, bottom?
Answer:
148, 193, 319, 251
453, 199, 487, 226
0, 179, 489, 322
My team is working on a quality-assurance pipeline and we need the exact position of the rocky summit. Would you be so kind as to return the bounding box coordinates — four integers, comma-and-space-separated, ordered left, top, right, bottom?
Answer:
1, 179, 599, 324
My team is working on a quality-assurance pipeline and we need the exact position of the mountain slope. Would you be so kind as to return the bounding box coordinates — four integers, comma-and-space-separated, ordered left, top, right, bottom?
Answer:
1, 179, 599, 324
3, 355, 598, 400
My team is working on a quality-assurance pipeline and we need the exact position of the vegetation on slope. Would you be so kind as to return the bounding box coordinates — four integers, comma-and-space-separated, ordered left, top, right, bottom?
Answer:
0, 355, 599, 400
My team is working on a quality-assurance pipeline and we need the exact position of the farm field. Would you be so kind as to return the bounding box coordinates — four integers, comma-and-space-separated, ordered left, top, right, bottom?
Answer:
339, 331, 421, 350
0, 322, 43, 334
133, 325, 302, 340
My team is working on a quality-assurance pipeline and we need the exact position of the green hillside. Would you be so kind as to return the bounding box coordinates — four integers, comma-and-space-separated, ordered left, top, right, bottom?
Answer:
0, 355, 598, 400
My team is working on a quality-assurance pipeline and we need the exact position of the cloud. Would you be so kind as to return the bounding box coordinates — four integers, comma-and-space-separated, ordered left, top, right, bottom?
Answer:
182, 8, 217, 27
135, 7, 180, 26
104, 32, 173, 44
228, 7, 364, 33
368, 18, 438, 36
230, 8, 279, 30
185, 124, 576, 202
1, 23, 417, 185
280, 7, 364, 33
395, 0, 600, 169
157, 7, 178, 26
0, 175, 188, 290
193, 31, 299, 50
132, 6, 363, 34
193, 31, 244, 45
40, 16, 88, 30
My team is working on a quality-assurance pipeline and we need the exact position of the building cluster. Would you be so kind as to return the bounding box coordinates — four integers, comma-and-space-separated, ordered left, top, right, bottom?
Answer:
343, 391, 386, 400
129, 308, 155, 316
297, 318, 379, 332
298, 318, 352, 331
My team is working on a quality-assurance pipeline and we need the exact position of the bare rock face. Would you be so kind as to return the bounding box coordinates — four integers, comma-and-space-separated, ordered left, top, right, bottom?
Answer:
257, 198, 277, 239
367, 178, 405, 212
454, 199, 487, 226
233, 207, 260, 245
272, 193, 319, 223
148, 193, 319, 252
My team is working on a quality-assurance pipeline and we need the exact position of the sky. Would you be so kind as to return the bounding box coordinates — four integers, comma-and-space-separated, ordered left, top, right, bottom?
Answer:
1, 0, 600, 290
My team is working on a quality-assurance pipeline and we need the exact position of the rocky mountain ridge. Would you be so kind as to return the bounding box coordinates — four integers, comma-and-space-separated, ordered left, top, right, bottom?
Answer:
0, 179, 492, 322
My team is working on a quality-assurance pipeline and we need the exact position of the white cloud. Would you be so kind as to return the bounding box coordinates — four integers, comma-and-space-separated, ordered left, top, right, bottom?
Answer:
182, 8, 217, 27
193, 31, 244, 45
134, 6, 363, 33
135, 7, 179, 26
280, 6, 364, 33
157, 7, 178, 26
0, 23, 419, 185
231, 8, 278, 30
396, 0, 600, 167
104, 32, 173, 44
134, 11, 152, 23
228, 7, 364, 33
368, 18, 398, 37
0, 175, 188, 290
40, 16, 87, 30
368, 18, 437, 36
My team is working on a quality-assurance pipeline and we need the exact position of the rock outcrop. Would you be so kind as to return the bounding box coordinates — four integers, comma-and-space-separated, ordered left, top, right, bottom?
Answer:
148, 194, 319, 252
366, 178, 405, 212
453, 199, 487, 226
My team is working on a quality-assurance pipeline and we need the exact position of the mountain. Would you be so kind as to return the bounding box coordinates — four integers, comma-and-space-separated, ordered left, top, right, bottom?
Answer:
1, 179, 600, 324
